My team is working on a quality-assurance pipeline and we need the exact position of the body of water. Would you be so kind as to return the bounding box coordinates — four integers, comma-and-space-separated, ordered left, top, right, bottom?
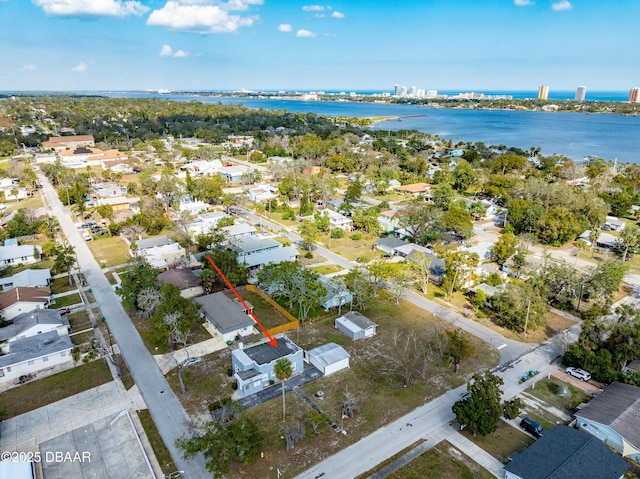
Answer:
99, 91, 640, 164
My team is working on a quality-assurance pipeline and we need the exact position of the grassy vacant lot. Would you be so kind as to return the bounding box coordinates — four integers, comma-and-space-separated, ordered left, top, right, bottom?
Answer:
0, 359, 112, 419
316, 234, 378, 261
130, 311, 211, 355
387, 441, 494, 479
87, 235, 130, 267
461, 419, 534, 464
237, 286, 293, 329
137, 409, 176, 476
229, 292, 499, 479
525, 377, 589, 414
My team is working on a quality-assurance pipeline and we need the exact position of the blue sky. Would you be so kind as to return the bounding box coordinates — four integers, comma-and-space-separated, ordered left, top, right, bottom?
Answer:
0, 0, 639, 92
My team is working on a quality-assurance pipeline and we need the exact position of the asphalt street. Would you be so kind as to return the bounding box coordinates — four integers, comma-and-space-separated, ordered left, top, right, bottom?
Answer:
39, 176, 210, 479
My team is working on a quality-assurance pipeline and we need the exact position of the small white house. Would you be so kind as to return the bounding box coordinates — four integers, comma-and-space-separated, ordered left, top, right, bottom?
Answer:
304, 343, 350, 376
335, 311, 377, 340
324, 208, 353, 231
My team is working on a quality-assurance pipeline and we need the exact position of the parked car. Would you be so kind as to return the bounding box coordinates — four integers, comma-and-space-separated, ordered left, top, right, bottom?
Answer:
83, 232, 92, 241
181, 357, 203, 367
565, 367, 591, 381
520, 417, 543, 438
58, 307, 71, 315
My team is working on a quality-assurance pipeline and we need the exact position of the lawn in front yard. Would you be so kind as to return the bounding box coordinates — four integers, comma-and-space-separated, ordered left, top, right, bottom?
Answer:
50, 292, 83, 308
0, 359, 112, 419
50, 276, 78, 294
309, 264, 344, 275
87, 235, 131, 267
460, 419, 534, 464
67, 310, 92, 330
524, 377, 590, 414
387, 441, 495, 479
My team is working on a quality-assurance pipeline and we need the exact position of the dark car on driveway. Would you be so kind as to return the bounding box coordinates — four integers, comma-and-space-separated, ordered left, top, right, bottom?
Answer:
58, 307, 71, 315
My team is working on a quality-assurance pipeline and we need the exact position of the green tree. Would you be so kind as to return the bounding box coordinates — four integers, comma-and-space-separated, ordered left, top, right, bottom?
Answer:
503, 398, 524, 420
432, 184, 454, 210
492, 282, 546, 333
53, 244, 76, 286
344, 178, 363, 203
446, 328, 474, 372
274, 358, 293, 422
441, 206, 473, 240
176, 413, 263, 478
298, 219, 319, 250
452, 371, 504, 436
96, 204, 114, 221
343, 267, 375, 311
492, 232, 518, 265
615, 225, 640, 262
587, 259, 628, 306
452, 159, 475, 191
118, 258, 161, 310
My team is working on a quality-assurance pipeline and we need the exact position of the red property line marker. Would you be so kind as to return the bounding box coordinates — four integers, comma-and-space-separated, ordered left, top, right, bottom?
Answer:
206, 256, 278, 348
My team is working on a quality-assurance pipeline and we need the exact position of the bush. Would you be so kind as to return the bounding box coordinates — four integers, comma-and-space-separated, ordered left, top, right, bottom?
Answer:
485, 273, 504, 286
227, 367, 233, 377
331, 227, 345, 239
503, 397, 524, 420
304, 252, 313, 259
231, 382, 238, 390
350, 232, 362, 241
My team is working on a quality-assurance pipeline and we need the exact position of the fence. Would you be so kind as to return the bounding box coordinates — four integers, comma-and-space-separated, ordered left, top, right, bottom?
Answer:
246, 284, 299, 335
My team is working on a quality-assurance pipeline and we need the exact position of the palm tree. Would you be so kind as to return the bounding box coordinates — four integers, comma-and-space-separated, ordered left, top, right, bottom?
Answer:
274, 357, 293, 422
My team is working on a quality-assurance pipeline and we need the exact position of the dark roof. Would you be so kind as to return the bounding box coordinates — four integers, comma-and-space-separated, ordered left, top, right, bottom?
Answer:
575, 381, 640, 449
157, 269, 200, 290
504, 425, 629, 479
237, 368, 260, 380
241, 335, 301, 366
0, 330, 73, 368
193, 292, 255, 334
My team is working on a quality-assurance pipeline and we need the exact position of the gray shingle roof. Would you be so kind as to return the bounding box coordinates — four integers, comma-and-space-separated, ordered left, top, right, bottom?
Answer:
504, 425, 629, 479
0, 330, 73, 368
0, 309, 67, 341
193, 292, 255, 334
575, 381, 640, 450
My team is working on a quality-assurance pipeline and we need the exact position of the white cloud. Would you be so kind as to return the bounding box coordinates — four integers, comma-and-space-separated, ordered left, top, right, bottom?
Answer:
514, 0, 534, 5
551, 0, 571, 11
296, 29, 316, 38
302, 5, 324, 11
159, 44, 189, 57
147, 1, 263, 34
278, 23, 292, 32
331, 11, 344, 18
32, 0, 149, 17
71, 62, 88, 72
21, 64, 36, 71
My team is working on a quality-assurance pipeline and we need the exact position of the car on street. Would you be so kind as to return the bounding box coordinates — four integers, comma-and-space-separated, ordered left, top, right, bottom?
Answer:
565, 367, 591, 381
58, 307, 71, 315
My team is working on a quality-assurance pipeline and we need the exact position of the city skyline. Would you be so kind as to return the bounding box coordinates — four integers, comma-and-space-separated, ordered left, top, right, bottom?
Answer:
1, 1, 639, 92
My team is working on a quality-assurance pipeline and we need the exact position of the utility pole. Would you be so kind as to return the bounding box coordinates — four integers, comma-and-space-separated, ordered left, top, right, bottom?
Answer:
523, 298, 531, 338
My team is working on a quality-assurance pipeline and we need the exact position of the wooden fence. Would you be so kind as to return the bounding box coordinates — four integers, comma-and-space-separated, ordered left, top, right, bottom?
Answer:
246, 284, 299, 335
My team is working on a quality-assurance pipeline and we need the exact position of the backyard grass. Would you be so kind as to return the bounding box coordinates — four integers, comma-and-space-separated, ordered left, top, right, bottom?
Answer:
460, 419, 534, 464
0, 359, 112, 419
50, 292, 83, 308
130, 310, 211, 355
524, 377, 590, 413
136, 409, 176, 476
87, 235, 131, 267
50, 276, 78, 294
236, 287, 292, 330
387, 441, 495, 479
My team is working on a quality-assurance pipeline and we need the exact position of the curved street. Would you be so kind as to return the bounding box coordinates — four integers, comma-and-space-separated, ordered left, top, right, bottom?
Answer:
39, 175, 210, 479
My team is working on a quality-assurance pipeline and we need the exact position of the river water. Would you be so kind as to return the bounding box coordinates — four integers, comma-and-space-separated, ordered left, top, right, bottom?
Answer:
102, 92, 640, 164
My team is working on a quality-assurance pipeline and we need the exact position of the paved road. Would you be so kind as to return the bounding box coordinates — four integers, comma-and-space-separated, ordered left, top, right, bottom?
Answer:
39, 176, 209, 479
294, 325, 580, 479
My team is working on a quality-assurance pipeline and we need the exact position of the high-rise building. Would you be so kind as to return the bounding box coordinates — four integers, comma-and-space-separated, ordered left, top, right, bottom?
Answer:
400, 86, 407, 97
629, 87, 640, 103
538, 85, 549, 100
394, 84, 401, 96
575, 86, 587, 102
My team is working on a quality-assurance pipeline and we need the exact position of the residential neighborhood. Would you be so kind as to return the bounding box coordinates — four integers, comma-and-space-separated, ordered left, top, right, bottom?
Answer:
0, 96, 639, 479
